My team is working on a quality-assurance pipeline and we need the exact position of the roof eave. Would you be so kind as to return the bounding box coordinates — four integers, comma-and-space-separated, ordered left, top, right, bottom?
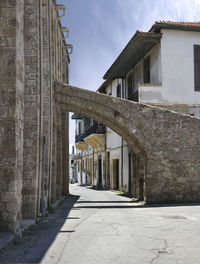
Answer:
153, 23, 200, 33
103, 32, 161, 80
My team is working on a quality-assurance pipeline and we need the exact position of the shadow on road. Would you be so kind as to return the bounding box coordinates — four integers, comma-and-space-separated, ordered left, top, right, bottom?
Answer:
0, 195, 80, 264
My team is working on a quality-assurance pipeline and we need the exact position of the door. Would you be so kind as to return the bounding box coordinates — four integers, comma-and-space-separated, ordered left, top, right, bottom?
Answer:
128, 153, 132, 194
106, 152, 110, 189
98, 158, 102, 186
113, 159, 119, 190
116, 159, 119, 190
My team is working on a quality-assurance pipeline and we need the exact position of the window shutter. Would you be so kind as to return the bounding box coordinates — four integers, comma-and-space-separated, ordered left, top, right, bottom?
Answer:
194, 45, 200, 91
143, 56, 150, 83
117, 84, 121, 98
127, 72, 133, 98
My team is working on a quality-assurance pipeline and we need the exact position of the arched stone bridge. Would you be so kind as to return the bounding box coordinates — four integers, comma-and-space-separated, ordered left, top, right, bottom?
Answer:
55, 82, 200, 204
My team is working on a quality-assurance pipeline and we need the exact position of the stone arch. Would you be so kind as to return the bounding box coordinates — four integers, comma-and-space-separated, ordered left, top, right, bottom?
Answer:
55, 83, 200, 204
55, 83, 147, 155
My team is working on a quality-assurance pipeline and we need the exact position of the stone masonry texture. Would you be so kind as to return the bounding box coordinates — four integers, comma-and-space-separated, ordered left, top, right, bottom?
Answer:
0, 0, 70, 232
1, 0, 200, 232
56, 83, 200, 204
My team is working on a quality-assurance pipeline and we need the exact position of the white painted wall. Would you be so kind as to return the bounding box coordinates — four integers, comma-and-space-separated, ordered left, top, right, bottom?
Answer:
161, 29, 200, 104
139, 84, 163, 103
106, 131, 122, 149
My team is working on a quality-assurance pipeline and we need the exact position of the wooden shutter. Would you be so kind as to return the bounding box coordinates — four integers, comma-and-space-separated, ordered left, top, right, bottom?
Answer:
194, 45, 200, 91
127, 73, 133, 98
117, 84, 121, 98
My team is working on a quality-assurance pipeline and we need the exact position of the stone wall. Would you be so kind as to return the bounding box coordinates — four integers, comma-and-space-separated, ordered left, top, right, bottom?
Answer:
0, 0, 24, 232
22, 0, 70, 219
56, 84, 200, 204
150, 104, 200, 117
23, 0, 40, 219
0, 0, 70, 232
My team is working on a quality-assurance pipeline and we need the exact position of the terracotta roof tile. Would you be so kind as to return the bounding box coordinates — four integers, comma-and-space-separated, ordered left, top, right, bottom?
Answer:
149, 21, 200, 32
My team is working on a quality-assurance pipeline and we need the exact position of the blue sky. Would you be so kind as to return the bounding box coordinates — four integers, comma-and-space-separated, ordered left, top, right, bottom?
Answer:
56, 0, 200, 145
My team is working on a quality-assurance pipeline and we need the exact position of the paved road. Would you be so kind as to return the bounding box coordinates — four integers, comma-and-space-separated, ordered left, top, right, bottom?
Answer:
1, 184, 200, 264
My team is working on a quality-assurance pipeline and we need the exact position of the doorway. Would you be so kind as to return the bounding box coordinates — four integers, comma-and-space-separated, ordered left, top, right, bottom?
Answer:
112, 159, 119, 190
139, 178, 144, 201
128, 153, 132, 194
89, 158, 93, 185
98, 157, 102, 186
106, 152, 110, 189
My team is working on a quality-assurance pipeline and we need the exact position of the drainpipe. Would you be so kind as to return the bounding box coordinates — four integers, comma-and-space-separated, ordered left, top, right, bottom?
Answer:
121, 138, 123, 190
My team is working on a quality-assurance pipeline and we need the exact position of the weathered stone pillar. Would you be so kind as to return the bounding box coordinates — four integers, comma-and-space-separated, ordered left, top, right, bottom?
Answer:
62, 112, 69, 195
22, 0, 41, 219
0, 0, 24, 232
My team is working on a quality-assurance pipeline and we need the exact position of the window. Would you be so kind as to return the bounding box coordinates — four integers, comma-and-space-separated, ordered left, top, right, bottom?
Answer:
117, 84, 121, 98
84, 117, 91, 131
194, 45, 200, 91
143, 56, 150, 83
127, 71, 134, 98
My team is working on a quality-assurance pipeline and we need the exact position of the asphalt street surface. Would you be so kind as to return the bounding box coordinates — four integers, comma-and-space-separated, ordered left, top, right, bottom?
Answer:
0, 184, 200, 264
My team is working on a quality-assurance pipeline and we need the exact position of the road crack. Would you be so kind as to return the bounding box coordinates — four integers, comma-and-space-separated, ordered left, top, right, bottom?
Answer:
150, 239, 174, 263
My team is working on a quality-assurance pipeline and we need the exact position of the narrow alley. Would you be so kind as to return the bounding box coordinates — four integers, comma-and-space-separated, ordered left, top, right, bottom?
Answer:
0, 184, 200, 264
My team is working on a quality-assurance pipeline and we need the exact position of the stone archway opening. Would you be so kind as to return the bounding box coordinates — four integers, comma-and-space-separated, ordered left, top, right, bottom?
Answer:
70, 110, 146, 201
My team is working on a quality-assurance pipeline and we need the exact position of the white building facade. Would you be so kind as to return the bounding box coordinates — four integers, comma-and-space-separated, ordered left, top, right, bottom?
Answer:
72, 21, 200, 199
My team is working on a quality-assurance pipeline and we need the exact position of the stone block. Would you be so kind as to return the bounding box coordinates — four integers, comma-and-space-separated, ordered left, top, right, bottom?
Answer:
7, 18, 16, 27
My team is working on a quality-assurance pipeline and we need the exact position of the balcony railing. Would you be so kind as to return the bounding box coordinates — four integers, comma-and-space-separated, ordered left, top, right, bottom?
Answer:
75, 134, 85, 143
138, 84, 162, 103
84, 123, 106, 138
128, 90, 138, 102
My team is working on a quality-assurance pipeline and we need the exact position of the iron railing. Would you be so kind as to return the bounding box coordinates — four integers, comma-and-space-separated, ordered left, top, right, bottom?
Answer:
84, 122, 106, 138
128, 90, 138, 102
75, 134, 85, 143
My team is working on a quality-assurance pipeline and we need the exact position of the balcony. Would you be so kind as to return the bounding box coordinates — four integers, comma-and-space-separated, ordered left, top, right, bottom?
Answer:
75, 134, 85, 143
138, 83, 162, 103
84, 123, 106, 138
84, 123, 106, 151
75, 134, 88, 151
